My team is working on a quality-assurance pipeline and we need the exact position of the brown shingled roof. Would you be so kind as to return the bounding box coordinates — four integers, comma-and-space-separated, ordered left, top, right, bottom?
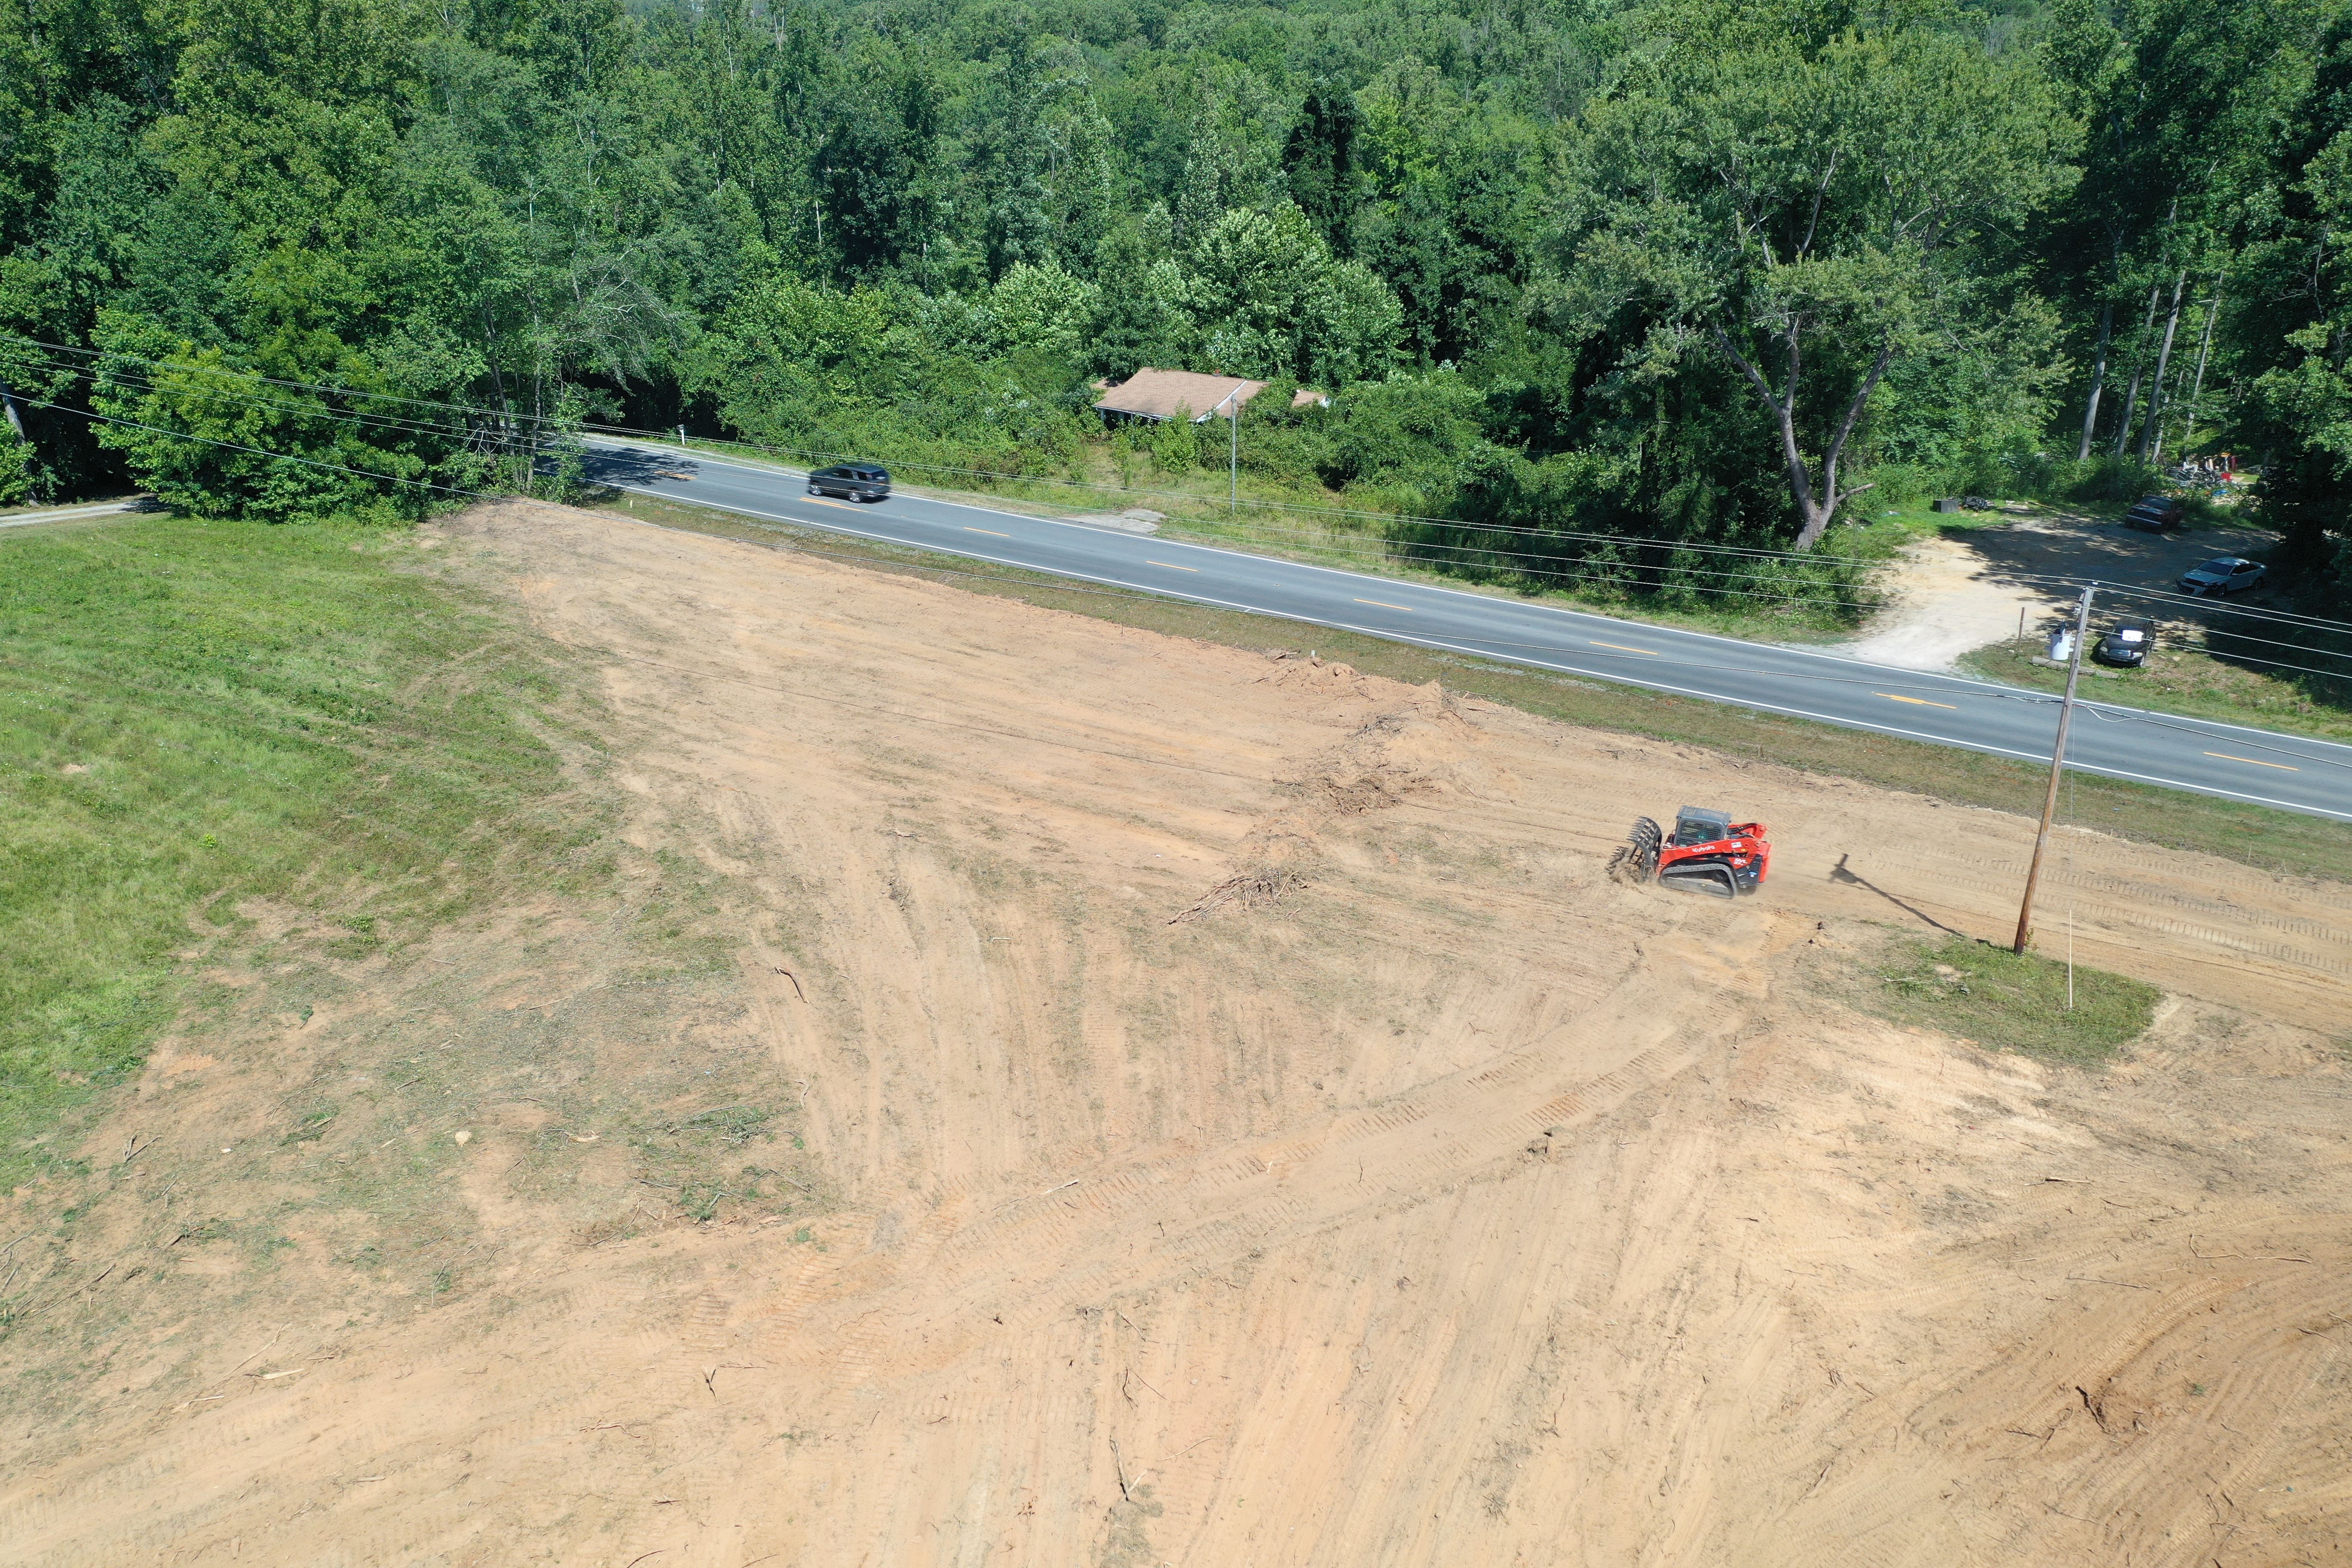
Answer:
1092, 368, 1333, 420
1092, 368, 1263, 422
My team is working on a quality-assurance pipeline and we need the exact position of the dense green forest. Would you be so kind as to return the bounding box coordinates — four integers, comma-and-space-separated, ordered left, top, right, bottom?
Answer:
1, 0, 2348, 613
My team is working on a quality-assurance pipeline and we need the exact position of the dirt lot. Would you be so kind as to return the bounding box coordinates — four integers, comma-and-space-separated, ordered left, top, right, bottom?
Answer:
4, 502, 2349, 1567
1833, 508, 2277, 671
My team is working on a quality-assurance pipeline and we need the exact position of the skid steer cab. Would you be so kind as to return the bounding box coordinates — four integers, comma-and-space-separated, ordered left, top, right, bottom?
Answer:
1607, 806, 1770, 898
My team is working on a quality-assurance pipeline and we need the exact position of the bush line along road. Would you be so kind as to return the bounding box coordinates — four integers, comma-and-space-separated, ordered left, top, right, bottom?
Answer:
585, 438, 2352, 824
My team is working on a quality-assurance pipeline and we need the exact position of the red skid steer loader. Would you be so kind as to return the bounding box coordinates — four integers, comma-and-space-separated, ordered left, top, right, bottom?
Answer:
1608, 805, 1770, 898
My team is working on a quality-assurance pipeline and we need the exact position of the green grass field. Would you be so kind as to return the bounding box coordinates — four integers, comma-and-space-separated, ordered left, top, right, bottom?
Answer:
0, 516, 609, 1188
1864, 933, 2162, 1066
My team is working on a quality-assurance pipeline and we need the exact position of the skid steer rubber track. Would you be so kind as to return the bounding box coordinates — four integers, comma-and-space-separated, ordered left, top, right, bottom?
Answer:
1659, 861, 1740, 898
1607, 817, 1663, 884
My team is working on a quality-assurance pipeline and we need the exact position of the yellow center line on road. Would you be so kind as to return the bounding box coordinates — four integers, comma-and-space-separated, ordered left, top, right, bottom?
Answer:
2204, 750, 2299, 771
1147, 560, 1198, 571
1589, 641, 1658, 655
964, 526, 1009, 536
1355, 598, 1411, 610
1878, 692, 1957, 709
801, 496, 856, 509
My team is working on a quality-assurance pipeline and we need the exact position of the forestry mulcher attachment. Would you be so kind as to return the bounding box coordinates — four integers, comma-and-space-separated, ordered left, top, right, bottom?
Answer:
1608, 805, 1770, 898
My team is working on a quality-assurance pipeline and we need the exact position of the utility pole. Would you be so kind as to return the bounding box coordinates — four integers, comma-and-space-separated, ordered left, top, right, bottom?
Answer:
2015, 585, 2095, 955
1217, 381, 1243, 516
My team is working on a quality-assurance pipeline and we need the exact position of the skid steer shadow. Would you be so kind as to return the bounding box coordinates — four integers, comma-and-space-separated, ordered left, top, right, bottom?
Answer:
1830, 853, 1964, 936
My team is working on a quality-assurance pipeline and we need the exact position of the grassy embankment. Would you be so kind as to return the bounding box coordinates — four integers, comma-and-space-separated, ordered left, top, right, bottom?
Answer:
0, 515, 606, 1188
2, 513, 833, 1363
1865, 934, 2162, 1066
1964, 628, 2352, 746
595, 487, 2352, 888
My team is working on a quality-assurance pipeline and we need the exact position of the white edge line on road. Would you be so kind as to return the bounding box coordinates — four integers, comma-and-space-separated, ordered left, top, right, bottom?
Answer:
602, 482, 2352, 819
0, 501, 138, 529
1347, 634, 2352, 817
606, 444, 2352, 760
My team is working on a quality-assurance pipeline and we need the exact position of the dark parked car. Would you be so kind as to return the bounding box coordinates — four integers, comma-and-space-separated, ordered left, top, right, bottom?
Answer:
2177, 556, 2265, 595
807, 463, 891, 502
2124, 494, 2185, 531
2094, 617, 2155, 667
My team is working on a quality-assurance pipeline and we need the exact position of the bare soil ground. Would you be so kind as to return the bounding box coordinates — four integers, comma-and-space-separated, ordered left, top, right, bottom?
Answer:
4, 501, 2349, 1567
1832, 508, 2278, 671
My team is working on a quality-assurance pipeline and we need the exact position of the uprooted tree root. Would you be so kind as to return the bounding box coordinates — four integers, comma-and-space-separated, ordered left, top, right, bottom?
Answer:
1168, 863, 1307, 924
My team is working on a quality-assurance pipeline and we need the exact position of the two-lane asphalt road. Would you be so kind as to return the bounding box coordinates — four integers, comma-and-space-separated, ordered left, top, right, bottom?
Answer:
582, 437, 2352, 822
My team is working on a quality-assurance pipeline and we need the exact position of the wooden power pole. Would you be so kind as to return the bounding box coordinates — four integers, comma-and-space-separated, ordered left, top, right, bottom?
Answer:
2015, 585, 2095, 954
1218, 381, 1243, 516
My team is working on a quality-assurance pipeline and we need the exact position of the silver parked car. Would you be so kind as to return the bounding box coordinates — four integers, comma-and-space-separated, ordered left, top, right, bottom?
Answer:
2176, 556, 2264, 595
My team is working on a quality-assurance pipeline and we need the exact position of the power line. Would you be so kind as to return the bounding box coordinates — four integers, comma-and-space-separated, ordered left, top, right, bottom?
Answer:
605, 476, 1882, 616
628, 508, 2056, 702
2076, 697, 2352, 774
26, 380, 2345, 678
23, 397, 532, 503
3, 392, 1915, 646
6, 336, 543, 430
23, 357, 505, 449
606, 433, 2352, 637
627, 441, 2352, 654
46, 332, 2352, 645
12, 349, 548, 463
31, 395, 2351, 785
589, 426, 1905, 568
573, 493, 1943, 685
2128, 619, 2352, 666
22, 337, 1899, 597
516, 483, 2352, 775
55, 357, 2352, 655
3, 337, 1890, 570
2062, 576, 2352, 637
2153, 644, 2352, 683
27, 389, 2332, 695
34, 349, 1886, 610
1056, 507, 1883, 599
37, 350, 1886, 617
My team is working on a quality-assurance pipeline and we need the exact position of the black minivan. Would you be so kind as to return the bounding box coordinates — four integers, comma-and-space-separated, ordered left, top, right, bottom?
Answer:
807, 464, 891, 502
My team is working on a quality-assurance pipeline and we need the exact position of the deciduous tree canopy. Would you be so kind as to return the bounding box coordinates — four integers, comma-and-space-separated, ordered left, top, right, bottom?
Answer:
0, 0, 2344, 610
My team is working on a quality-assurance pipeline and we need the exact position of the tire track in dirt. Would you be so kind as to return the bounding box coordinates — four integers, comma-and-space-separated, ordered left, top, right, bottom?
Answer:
1785, 1225, 2352, 1568
744, 919, 1767, 1406
12, 504, 2351, 1568
1946, 852, 2352, 949
1806, 851, 2343, 1001
1830, 860, 2352, 975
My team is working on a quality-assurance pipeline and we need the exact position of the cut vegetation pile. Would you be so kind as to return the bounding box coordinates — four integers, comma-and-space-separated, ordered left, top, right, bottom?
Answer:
2, 503, 2348, 1565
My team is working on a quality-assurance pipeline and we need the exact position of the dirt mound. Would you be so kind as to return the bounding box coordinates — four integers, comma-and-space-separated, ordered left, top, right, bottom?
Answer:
3, 500, 2346, 1566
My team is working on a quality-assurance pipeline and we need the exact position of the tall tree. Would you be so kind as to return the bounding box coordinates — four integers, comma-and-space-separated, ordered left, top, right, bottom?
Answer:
1283, 82, 1360, 257
2239, 10, 2352, 609
1563, 2, 2072, 547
